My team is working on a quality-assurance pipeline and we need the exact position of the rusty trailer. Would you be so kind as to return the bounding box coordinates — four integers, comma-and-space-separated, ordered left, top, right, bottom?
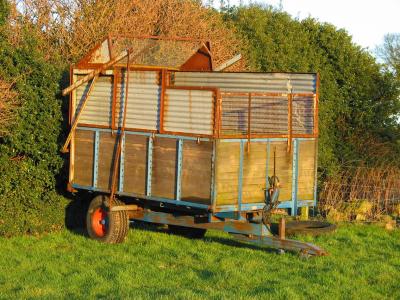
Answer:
62, 36, 326, 256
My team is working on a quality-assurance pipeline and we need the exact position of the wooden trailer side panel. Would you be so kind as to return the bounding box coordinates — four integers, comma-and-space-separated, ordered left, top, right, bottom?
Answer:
72, 131, 213, 204
72, 131, 315, 210
215, 140, 295, 208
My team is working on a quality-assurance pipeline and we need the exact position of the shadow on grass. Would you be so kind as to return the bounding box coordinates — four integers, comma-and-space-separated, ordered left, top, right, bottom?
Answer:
130, 221, 281, 254
64, 191, 92, 237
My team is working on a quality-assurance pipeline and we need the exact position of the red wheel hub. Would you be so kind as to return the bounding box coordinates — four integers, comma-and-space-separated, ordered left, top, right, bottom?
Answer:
91, 207, 108, 237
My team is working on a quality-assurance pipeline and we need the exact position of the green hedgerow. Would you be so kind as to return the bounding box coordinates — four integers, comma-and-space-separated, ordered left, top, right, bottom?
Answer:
0, 0, 68, 236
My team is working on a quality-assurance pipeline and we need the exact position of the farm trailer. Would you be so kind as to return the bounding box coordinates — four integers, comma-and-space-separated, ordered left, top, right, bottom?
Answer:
62, 36, 326, 256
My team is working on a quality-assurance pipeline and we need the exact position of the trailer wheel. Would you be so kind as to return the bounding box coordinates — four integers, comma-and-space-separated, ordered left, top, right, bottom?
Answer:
86, 195, 129, 243
168, 225, 207, 239
285, 221, 336, 236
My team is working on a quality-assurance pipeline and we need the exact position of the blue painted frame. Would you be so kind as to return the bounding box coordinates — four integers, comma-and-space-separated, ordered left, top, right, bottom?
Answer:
93, 130, 100, 188
119, 133, 125, 192
291, 139, 299, 216
175, 139, 183, 201
146, 137, 153, 197
210, 140, 217, 211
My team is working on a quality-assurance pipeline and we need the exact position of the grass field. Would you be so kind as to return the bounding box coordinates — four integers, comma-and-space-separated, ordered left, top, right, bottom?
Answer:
0, 223, 399, 299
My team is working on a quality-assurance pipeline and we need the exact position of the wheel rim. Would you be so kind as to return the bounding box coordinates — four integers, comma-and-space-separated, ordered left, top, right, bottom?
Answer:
91, 207, 108, 237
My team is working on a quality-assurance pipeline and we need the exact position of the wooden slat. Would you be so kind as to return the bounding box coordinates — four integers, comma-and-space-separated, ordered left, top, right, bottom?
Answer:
62, 49, 130, 96
73, 130, 94, 186
97, 132, 118, 190
61, 75, 99, 153
297, 139, 316, 200
242, 143, 267, 203
151, 138, 176, 199
181, 141, 213, 204
123, 135, 147, 195
268, 142, 292, 201
215, 142, 240, 205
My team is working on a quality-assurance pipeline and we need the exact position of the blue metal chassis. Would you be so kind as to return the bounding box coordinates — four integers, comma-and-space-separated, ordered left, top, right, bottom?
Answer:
72, 127, 317, 219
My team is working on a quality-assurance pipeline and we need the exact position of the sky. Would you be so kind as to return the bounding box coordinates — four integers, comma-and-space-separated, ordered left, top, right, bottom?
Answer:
217, 0, 400, 50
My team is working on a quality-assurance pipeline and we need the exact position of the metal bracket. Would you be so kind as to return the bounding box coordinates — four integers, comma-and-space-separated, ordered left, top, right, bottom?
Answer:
118, 133, 125, 192
146, 137, 153, 196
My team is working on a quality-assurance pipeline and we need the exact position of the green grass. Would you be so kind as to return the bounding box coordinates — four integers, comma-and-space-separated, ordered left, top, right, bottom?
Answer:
0, 223, 399, 300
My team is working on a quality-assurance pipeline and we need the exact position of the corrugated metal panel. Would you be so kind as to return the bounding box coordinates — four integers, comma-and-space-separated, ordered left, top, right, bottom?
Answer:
75, 76, 113, 126
164, 89, 214, 135
173, 72, 317, 94
118, 71, 161, 130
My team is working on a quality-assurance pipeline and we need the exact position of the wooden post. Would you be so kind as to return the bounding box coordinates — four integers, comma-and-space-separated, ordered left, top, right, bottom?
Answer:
61, 75, 99, 153
279, 217, 286, 240
247, 93, 252, 153
300, 207, 309, 220
159, 69, 166, 133
110, 52, 131, 204
62, 49, 131, 96
287, 92, 293, 153
214, 54, 242, 71
111, 68, 119, 135
216, 90, 222, 138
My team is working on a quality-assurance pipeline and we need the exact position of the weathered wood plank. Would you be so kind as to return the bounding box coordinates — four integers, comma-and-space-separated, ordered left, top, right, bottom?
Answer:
98, 132, 118, 190
268, 141, 292, 201
215, 141, 240, 205
151, 137, 176, 199
181, 141, 213, 204
74, 129, 94, 186
297, 139, 316, 200
242, 143, 267, 203
123, 135, 147, 195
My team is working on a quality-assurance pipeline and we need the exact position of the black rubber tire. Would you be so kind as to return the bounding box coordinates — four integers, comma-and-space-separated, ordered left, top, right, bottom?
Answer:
86, 195, 129, 243
114, 198, 129, 243
285, 220, 336, 236
168, 225, 207, 239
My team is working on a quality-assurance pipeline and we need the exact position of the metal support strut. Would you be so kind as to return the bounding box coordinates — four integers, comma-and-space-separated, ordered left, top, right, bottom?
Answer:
109, 50, 131, 207
129, 210, 328, 256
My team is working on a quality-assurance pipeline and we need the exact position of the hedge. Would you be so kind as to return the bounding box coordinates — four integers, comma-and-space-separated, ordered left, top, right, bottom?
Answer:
0, 1, 68, 236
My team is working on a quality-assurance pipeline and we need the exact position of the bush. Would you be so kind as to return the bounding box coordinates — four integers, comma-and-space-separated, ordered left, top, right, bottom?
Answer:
0, 1, 67, 236
226, 5, 400, 174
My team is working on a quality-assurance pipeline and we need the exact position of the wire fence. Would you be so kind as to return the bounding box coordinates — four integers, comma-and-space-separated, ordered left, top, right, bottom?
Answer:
318, 165, 400, 220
